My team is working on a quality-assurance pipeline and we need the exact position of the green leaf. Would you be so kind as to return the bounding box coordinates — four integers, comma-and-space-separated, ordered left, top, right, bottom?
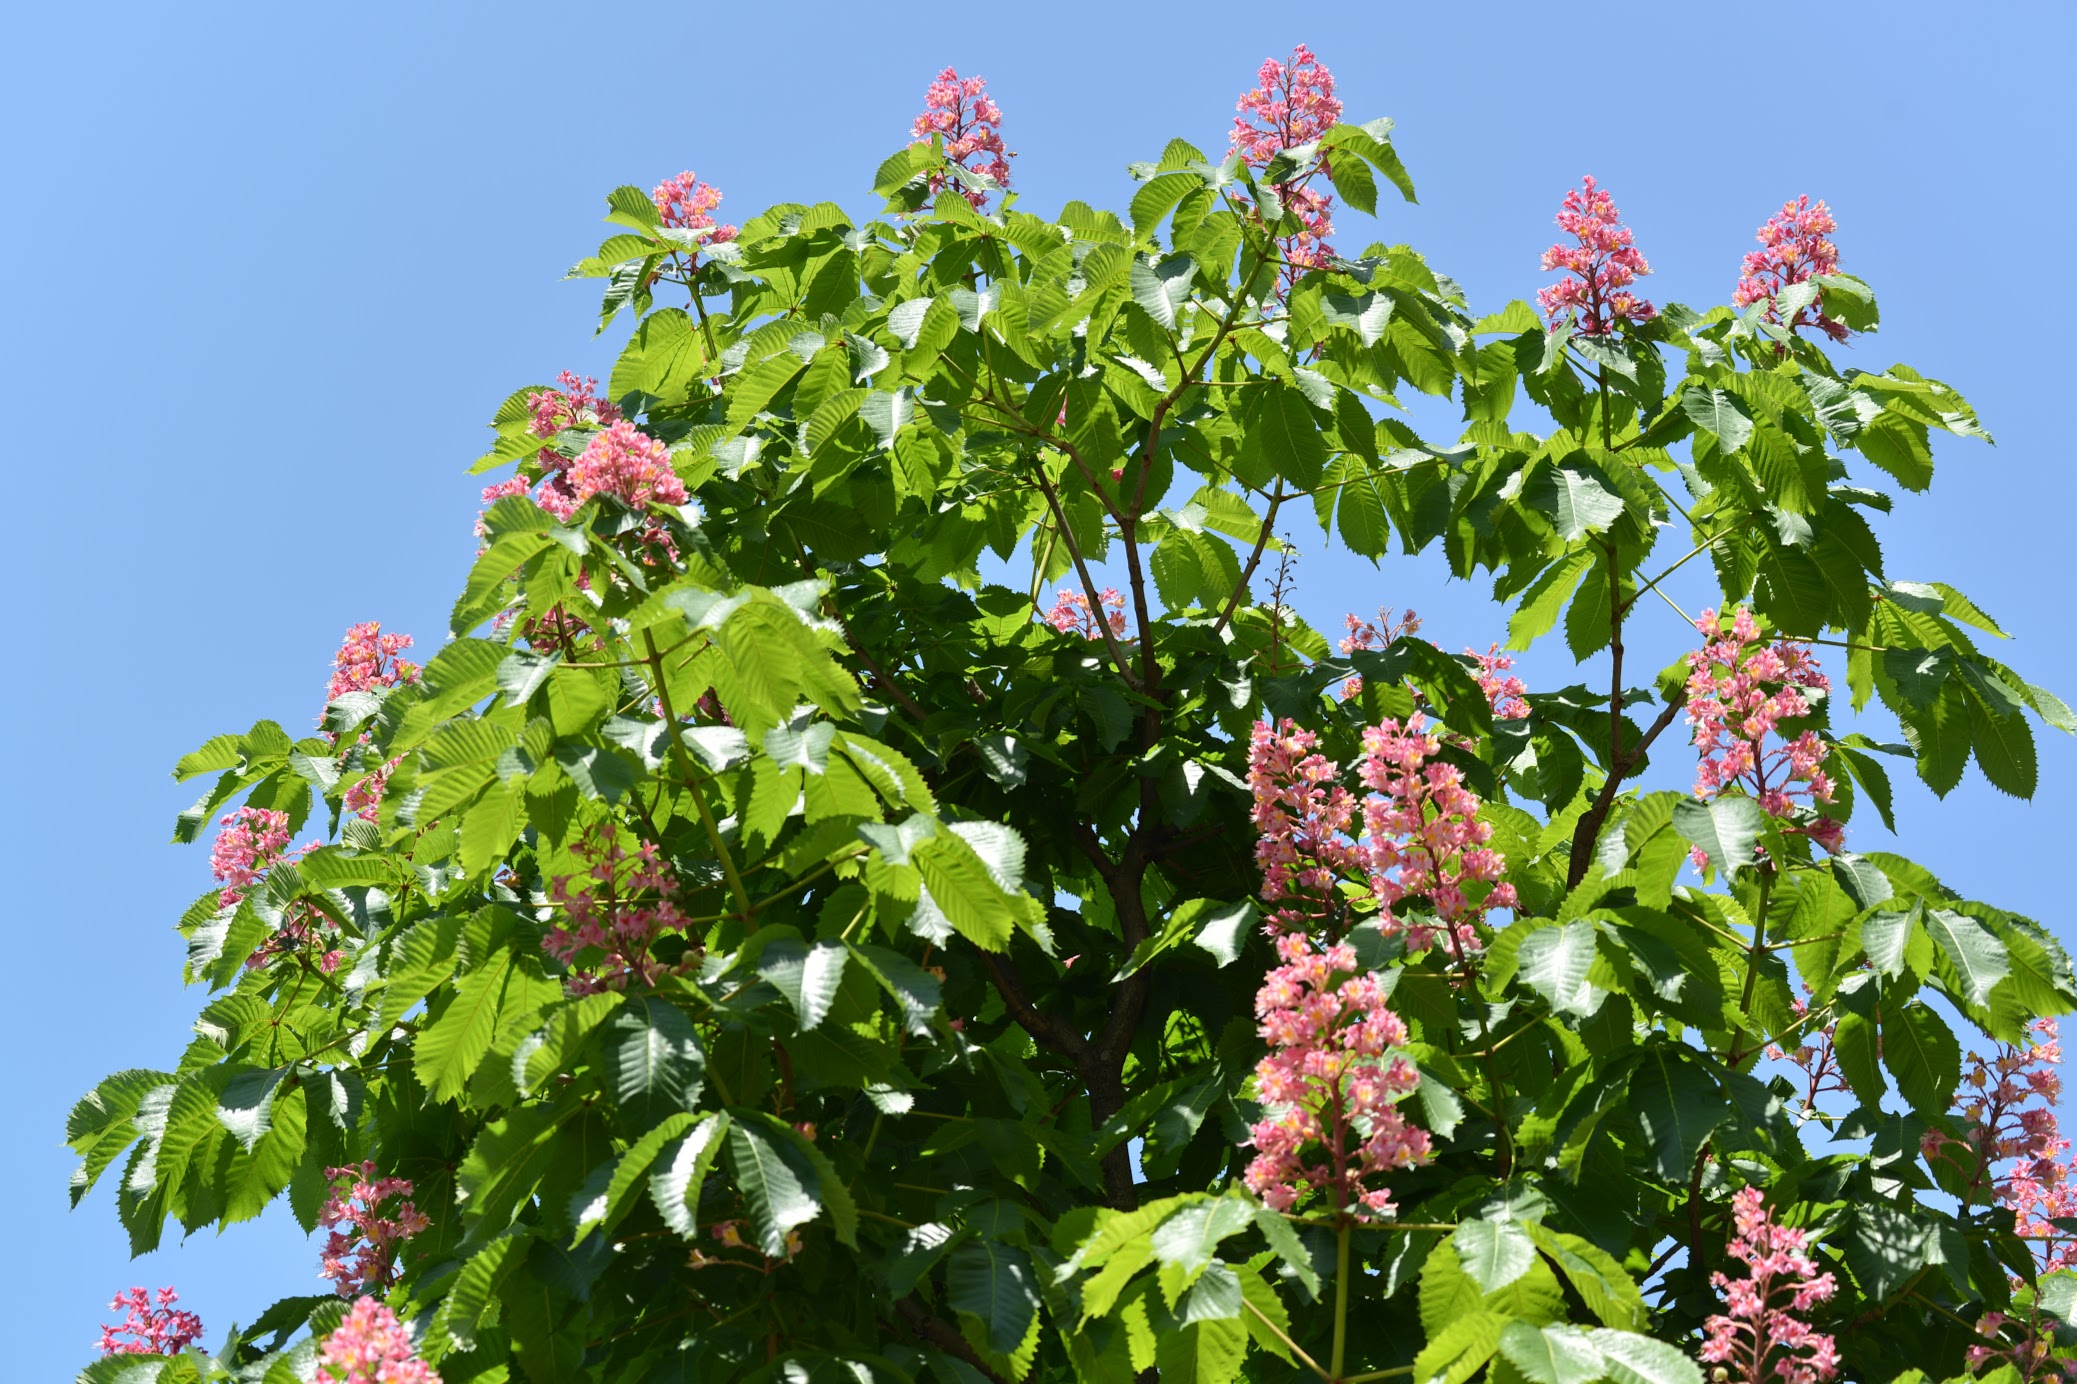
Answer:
1514, 923, 1601, 1017
1530, 464, 1625, 542
1507, 551, 1593, 650
948, 1239, 1042, 1356
1414, 1310, 1507, 1384
1922, 907, 2010, 1009
1130, 253, 1197, 331
1520, 1222, 1646, 1329
1451, 1219, 1536, 1293
1960, 664, 2038, 798
1150, 1195, 1255, 1279
573, 1111, 698, 1241
1251, 1204, 1322, 1296
649, 1112, 731, 1239
443, 1232, 527, 1351
607, 997, 706, 1128
1673, 795, 1762, 876
1154, 1315, 1247, 1384
1628, 1046, 1728, 1180
872, 143, 941, 196
415, 943, 558, 1104
1682, 388, 1754, 454
912, 831, 1017, 951
755, 935, 849, 1030
1498, 1322, 1607, 1384
1239, 380, 1328, 490
1883, 1003, 1960, 1114
725, 1117, 821, 1256
1583, 1328, 1704, 1384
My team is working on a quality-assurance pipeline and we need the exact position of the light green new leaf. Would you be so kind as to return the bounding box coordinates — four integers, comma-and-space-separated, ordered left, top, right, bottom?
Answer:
1451, 1219, 1537, 1293
1498, 1322, 1606, 1384
1414, 1310, 1507, 1384
1584, 1328, 1704, 1384
1150, 1196, 1256, 1279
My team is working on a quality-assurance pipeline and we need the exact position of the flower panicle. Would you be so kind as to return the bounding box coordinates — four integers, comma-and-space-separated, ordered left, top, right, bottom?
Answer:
1536, 175, 1656, 335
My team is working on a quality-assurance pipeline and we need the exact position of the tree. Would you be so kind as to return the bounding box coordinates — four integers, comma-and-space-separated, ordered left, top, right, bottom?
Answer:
69, 49, 2077, 1384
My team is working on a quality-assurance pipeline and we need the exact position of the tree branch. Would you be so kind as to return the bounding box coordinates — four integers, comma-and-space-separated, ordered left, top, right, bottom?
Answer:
893, 1299, 1011, 1384
1564, 690, 1689, 889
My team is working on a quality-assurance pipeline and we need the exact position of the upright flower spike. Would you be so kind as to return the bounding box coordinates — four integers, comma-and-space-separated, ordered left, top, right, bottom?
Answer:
526, 370, 621, 440
1699, 1187, 1841, 1384
317, 1297, 441, 1384
1335, 606, 1420, 699
1469, 644, 1529, 720
1243, 931, 1431, 1219
318, 1163, 430, 1298
327, 623, 418, 704
210, 805, 291, 907
909, 67, 1012, 209
1685, 606, 1840, 857
650, 172, 738, 256
1536, 176, 1657, 335
541, 827, 697, 995
98, 1287, 203, 1357
1247, 715, 1517, 951
1733, 196, 1849, 343
1231, 45, 1343, 274
536, 420, 688, 523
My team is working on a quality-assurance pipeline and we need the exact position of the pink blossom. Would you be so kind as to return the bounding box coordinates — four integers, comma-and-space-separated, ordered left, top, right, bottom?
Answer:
651, 172, 739, 253
537, 420, 688, 522
1243, 931, 1430, 1220
1932, 1019, 2077, 1275
1699, 1187, 1840, 1384
1469, 644, 1529, 720
1733, 197, 1849, 344
318, 1163, 430, 1298
317, 1297, 441, 1384
98, 1287, 203, 1357
526, 370, 621, 439
1536, 176, 1656, 336
542, 827, 696, 994
1231, 45, 1343, 275
475, 476, 534, 537
1336, 607, 1420, 699
1685, 606, 1838, 860
910, 67, 1012, 208
1247, 715, 1516, 952
211, 806, 291, 907
328, 623, 419, 703
1045, 587, 1126, 640
1769, 993, 1852, 1117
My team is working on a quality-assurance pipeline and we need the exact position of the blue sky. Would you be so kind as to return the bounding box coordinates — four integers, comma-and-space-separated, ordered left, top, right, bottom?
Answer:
4, 1, 2071, 1371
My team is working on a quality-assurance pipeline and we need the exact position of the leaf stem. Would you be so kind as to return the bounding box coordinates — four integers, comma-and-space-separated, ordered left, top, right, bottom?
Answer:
1243, 1296, 1331, 1383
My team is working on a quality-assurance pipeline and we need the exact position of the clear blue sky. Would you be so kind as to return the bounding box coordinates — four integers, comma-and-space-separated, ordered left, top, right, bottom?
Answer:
5, 1, 2071, 1371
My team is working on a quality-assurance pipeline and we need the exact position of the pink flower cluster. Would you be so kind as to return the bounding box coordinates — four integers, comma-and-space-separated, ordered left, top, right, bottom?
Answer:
1247, 716, 1516, 952
1336, 607, 1420, 699
526, 370, 620, 440
317, 1297, 441, 1384
98, 1286, 203, 1357
1231, 45, 1342, 273
1045, 587, 1126, 640
1733, 196, 1849, 344
327, 623, 419, 704
318, 1163, 430, 1298
1243, 932, 1430, 1219
1470, 644, 1529, 720
536, 420, 688, 523
211, 806, 291, 907
1768, 994, 1852, 1117
542, 829, 695, 994
1536, 176, 1657, 336
910, 67, 1012, 208
651, 172, 739, 253
1925, 1019, 2077, 1276
1686, 606, 1840, 857
1700, 1187, 1840, 1384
